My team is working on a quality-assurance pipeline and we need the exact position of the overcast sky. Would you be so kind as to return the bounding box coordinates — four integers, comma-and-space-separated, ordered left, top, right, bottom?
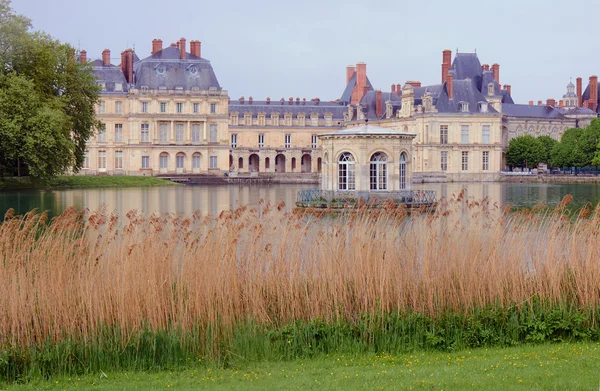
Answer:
13, 0, 599, 104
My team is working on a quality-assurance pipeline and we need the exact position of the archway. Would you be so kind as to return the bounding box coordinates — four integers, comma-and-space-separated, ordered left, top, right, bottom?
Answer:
265, 157, 270, 170
399, 152, 407, 190
249, 153, 259, 172
176, 152, 185, 173
159, 152, 169, 173
275, 154, 286, 173
291, 157, 297, 172
301, 154, 312, 173
317, 157, 322, 173
238, 157, 244, 170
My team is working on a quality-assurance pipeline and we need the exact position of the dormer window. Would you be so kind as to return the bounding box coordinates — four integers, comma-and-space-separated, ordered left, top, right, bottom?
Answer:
115, 83, 122, 92
155, 64, 166, 76
487, 83, 494, 96
188, 65, 198, 76
478, 101, 488, 113
459, 101, 469, 112
98, 82, 106, 91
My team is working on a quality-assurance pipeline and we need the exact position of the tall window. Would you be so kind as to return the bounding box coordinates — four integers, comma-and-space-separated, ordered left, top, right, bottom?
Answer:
98, 151, 106, 169
482, 151, 489, 171
193, 103, 199, 113
210, 103, 217, 113
258, 133, 264, 148
176, 153, 184, 169
160, 153, 168, 169
114, 124, 122, 142
83, 151, 89, 169
176, 103, 183, 113
285, 134, 291, 148
440, 125, 448, 144
209, 124, 218, 143
338, 152, 356, 191
142, 155, 150, 169
141, 123, 149, 142
98, 101, 105, 113
399, 152, 407, 190
370, 152, 388, 191
325, 116, 332, 127
462, 151, 469, 171
97, 124, 106, 142
311, 116, 318, 127
311, 134, 318, 148
160, 102, 167, 113
209, 156, 217, 168
231, 133, 238, 148
441, 151, 448, 171
482, 125, 490, 144
141, 102, 148, 113
159, 123, 168, 143
192, 124, 201, 143
192, 153, 201, 169
461, 125, 469, 144
115, 150, 123, 169
176, 123, 184, 143
115, 101, 122, 114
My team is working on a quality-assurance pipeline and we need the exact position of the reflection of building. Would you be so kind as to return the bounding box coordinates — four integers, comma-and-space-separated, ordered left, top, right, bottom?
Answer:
85, 40, 592, 181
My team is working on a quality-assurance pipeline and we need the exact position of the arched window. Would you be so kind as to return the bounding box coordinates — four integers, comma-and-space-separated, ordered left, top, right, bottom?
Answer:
338, 152, 355, 191
516, 125, 523, 136
159, 152, 169, 170
370, 152, 388, 191
176, 152, 185, 169
399, 152, 407, 190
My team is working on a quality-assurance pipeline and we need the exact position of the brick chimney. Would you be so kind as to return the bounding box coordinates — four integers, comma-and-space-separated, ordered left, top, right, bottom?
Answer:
538, 100, 543, 105
190, 40, 201, 58
375, 90, 383, 117
120, 51, 126, 76
346, 65, 355, 84
391, 84, 396, 94
289, 97, 293, 105
239, 96, 244, 104
266, 97, 271, 104
102, 49, 110, 66
528, 101, 534, 106
559, 100, 564, 108
590, 75, 598, 111
152, 39, 163, 54
396, 84, 401, 96
483, 64, 490, 71
124, 49, 134, 84
442, 49, 452, 83
179, 38, 186, 59
351, 62, 369, 104
492, 63, 500, 85
505, 85, 512, 96
576, 77, 583, 107
80, 50, 87, 64
249, 96, 253, 104
546, 98, 556, 107
407, 81, 421, 87
446, 73, 453, 100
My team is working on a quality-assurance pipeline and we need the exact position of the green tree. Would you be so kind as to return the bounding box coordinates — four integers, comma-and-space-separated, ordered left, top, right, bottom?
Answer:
550, 128, 587, 169
0, 0, 99, 179
505, 135, 544, 169
537, 135, 558, 165
576, 118, 600, 167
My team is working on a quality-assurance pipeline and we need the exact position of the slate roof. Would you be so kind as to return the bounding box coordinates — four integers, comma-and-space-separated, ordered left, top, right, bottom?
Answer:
557, 106, 597, 116
502, 104, 567, 119
435, 79, 500, 114
451, 53, 483, 90
324, 123, 414, 136
582, 82, 600, 113
339, 72, 374, 104
228, 100, 347, 119
91, 61, 128, 94
132, 46, 220, 90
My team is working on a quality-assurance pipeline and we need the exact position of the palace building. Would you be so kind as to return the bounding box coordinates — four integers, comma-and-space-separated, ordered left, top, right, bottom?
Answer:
84, 38, 596, 181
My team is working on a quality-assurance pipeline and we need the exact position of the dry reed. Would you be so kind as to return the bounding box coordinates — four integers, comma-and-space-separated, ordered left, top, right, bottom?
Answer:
1, 193, 599, 353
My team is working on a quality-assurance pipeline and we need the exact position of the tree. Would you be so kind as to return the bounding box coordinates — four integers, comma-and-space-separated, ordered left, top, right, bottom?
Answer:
0, 0, 100, 179
576, 118, 600, 167
537, 135, 558, 165
505, 135, 544, 169
550, 128, 587, 169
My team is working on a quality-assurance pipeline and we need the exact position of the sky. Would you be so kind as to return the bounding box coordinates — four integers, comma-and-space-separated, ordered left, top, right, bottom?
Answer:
12, 0, 599, 104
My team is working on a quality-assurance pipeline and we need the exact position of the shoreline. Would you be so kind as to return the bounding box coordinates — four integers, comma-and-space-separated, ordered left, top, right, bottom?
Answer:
498, 174, 600, 184
0, 176, 180, 191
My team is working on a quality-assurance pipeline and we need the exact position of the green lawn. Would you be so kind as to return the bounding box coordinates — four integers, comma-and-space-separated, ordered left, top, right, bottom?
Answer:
0, 176, 178, 190
5, 342, 599, 391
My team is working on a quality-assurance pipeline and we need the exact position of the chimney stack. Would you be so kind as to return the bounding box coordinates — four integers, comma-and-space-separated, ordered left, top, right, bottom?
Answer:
266, 97, 271, 104
538, 100, 543, 105
239, 96, 244, 104
446, 73, 453, 100
546, 98, 556, 107
80, 50, 87, 64
391, 84, 396, 94
249, 96, 253, 104
356, 63, 367, 89
102, 49, 110, 66
124, 49, 134, 84
190, 40, 201, 57
559, 100, 564, 108
590, 75, 598, 111
483, 64, 490, 71
346, 65, 355, 84
492, 64, 500, 85
442, 49, 452, 83
505, 85, 512, 96
375, 90, 383, 117
152, 39, 163, 54
406, 81, 421, 87
179, 37, 186, 59
576, 77, 583, 107
396, 84, 401, 96
528, 101, 534, 106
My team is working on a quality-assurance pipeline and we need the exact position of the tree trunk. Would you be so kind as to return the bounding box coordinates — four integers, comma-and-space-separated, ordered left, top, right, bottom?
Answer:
17, 158, 20, 177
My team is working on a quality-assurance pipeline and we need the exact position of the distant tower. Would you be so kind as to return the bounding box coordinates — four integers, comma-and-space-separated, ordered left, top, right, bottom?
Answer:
563, 79, 577, 108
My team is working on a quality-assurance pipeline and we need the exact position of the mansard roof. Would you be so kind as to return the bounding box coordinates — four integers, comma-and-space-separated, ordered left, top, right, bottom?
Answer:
228, 100, 347, 119
502, 103, 567, 119
451, 53, 483, 89
340, 72, 374, 104
91, 61, 128, 93
582, 83, 600, 113
132, 46, 221, 91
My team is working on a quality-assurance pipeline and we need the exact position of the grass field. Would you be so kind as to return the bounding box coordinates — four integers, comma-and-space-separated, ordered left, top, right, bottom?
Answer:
0, 175, 178, 190
4, 342, 599, 390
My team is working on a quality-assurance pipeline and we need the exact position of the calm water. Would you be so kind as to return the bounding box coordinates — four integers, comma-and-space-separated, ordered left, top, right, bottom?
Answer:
2, 182, 600, 218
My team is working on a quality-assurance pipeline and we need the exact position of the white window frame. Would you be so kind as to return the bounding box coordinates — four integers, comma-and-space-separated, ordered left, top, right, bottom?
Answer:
399, 153, 407, 190
98, 150, 106, 169
159, 123, 169, 143
231, 133, 238, 148
461, 125, 469, 144
176, 154, 184, 169
115, 150, 123, 169
209, 156, 217, 169
440, 125, 448, 144
141, 102, 149, 113
141, 123, 150, 142
482, 125, 490, 144
258, 133, 264, 148
83, 151, 89, 169
98, 101, 105, 113
209, 124, 218, 143
114, 123, 123, 143
97, 124, 106, 142
175, 123, 184, 143
482, 151, 489, 171
160, 154, 168, 169
192, 124, 201, 143
285, 134, 291, 148
115, 101, 122, 114
142, 155, 150, 169
370, 152, 388, 191
210, 103, 217, 114
192, 154, 201, 169
193, 103, 199, 113
160, 102, 167, 113
338, 152, 356, 191
441, 151, 448, 171
462, 151, 469, 171
176, 103, 183, 113
311, 134, 318, 149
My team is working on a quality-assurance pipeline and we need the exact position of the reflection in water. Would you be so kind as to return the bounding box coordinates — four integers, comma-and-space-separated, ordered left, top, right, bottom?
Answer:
2, 182, 600, 218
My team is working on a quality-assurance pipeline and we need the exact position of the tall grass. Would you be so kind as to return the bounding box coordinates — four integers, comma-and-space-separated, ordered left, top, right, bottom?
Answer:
1, 193, 600, 381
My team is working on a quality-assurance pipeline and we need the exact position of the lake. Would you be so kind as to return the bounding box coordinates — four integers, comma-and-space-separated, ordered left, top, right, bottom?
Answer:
2, 182, 600, 218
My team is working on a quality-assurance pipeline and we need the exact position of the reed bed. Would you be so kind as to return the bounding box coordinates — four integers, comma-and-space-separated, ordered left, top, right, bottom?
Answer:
1, 192, 600, 380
